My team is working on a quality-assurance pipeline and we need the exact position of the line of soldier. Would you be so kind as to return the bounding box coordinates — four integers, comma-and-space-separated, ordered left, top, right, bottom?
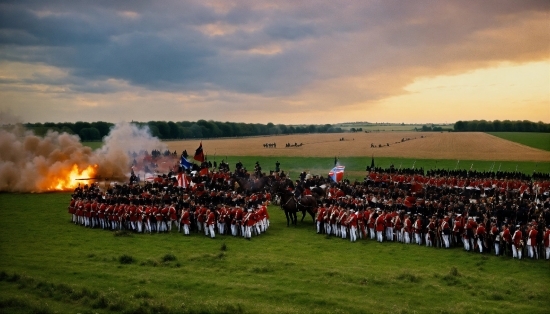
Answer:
68, 182, 271, 240
314, 202, 550, 260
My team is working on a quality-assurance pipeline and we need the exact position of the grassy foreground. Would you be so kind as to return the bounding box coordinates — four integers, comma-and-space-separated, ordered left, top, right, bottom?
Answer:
0, 193, 549, 314
486, 132, 550, 152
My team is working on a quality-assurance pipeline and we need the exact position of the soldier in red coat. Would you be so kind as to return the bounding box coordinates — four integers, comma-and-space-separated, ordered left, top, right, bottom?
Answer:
180, 207, 191, 235
393, 212, 403, 242
502, 224, 512, 256
206, 208, 216, 238
527, 224, 538, 259
316, 205, 326, 234
348, 209, 358, 242
403, 213, 412, 244
375, 209, 385, 243
512, 226, 523, 259
441, 215, 451, 248
475, 221, 486, 253
168, 202, 177, 232
413, 215, 423, 245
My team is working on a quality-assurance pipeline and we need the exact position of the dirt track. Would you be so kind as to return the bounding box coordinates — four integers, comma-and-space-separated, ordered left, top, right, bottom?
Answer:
165, 132, 550, 161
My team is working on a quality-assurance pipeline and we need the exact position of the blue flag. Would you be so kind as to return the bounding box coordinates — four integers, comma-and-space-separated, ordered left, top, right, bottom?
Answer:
180, 156, 192, 169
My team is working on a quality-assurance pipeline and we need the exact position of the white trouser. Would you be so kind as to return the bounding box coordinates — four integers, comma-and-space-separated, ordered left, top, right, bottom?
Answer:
545, 247, 550, 260
317, 221, 322, 233
377, 231, 383, 242
464, 238, 470, 251
244, 226, 251, 238
425, 234, 432, 247
341, 226, 347, 239
208, 224, 215, 238
183, 224, 190, 235
204, 223, 209, 236
350, 226, 357, 242
477, 238, 484, 253
443, 234, 450, 248
386, 227, 393, 241
415, 233, 421, 245
404, 232, 410, 244
512, 245, 522, 259
494, 242, 500, 256
369, 228, 375, 239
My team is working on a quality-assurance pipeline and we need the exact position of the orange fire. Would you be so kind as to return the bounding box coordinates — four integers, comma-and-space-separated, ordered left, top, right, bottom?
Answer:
46, 164, 98, 191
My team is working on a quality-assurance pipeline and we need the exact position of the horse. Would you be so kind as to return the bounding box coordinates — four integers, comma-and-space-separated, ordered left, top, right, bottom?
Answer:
271, 180, 317, 226
233, 175, 272, 194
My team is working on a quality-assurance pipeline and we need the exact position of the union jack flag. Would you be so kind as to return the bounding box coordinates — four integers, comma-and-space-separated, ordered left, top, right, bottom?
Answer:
329, 165, 345, 182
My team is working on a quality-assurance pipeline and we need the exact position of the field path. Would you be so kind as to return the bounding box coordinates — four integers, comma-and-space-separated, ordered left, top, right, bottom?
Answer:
165, 132, 550, 161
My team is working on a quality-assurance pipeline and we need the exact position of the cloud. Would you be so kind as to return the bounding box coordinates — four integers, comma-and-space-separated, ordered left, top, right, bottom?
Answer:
0, 0, 548, 123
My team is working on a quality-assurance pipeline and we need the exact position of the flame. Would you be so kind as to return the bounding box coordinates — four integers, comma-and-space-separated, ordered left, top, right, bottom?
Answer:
46, 164, 98, 191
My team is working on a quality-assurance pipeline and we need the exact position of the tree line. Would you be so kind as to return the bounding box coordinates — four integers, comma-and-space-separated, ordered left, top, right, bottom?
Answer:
454, 120, 550, 133
24, 120, 343, 141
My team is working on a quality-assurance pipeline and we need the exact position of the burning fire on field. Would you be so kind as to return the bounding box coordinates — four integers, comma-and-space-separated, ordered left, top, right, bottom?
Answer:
0, 121, 167, 193
42, 164, 98, 191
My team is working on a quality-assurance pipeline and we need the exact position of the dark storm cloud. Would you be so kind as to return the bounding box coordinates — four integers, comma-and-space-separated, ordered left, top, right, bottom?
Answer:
0, 0, 548, 121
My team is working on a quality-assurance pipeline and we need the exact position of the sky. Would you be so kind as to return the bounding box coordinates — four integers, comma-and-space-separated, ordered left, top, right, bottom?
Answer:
0, 0, 548, 125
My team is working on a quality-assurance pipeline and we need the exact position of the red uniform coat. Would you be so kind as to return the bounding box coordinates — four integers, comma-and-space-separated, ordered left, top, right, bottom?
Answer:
512, 230, 522, 246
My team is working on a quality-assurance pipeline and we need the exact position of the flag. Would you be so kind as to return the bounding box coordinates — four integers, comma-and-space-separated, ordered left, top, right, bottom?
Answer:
329, 165, 345, 182
199, 167, 209, 176
194, 141, 205, 163
177, 172, 191, 188
180, 155, 192, 169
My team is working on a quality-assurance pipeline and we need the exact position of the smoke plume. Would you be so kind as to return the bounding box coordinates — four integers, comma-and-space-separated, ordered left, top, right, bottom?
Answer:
0, 121, 167, 192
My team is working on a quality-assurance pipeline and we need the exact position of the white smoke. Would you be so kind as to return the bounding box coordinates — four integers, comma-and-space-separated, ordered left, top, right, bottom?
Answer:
0, 121, 167, 192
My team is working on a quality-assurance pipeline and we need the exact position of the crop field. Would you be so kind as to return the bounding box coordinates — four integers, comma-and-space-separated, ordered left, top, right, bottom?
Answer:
486, 132, 550, 152
1, 193, 549, 314
162, 132, 550, 161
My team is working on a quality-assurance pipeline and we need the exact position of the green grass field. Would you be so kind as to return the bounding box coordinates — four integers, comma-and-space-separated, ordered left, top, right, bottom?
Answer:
1, 193, 549, 313
487, 132, 550, 152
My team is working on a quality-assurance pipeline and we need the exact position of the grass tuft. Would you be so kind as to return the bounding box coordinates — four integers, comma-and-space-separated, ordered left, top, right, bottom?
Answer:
220, 242, 227, 251
133, 290, 152, 299
119, 254, 135, 264
397, 271, 421, 283
162, 253, 177, 262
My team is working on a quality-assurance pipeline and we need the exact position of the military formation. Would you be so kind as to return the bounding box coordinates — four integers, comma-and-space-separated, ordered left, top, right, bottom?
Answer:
67, 167, 271, 240
309, 167, 550, 260
66, 153, 550, 259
